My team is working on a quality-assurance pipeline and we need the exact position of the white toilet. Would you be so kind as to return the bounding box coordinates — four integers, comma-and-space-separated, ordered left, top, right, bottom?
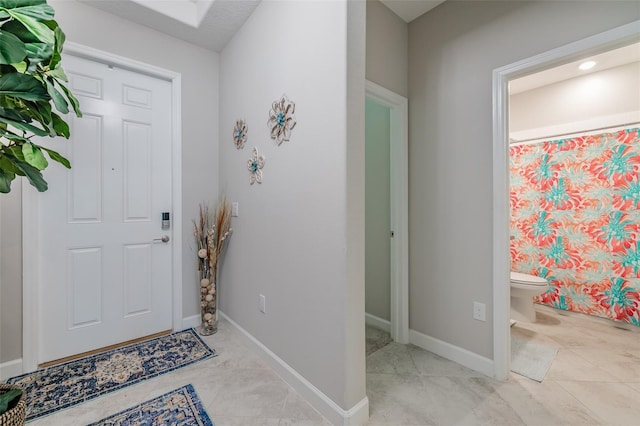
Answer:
510, 271, 548, 323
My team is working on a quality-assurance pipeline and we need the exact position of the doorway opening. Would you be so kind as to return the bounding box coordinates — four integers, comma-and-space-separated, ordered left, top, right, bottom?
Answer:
492, 21, 640, 380
364, 80, 409, 350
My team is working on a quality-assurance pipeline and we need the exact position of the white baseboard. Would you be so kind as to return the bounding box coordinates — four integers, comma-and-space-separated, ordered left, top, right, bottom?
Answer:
0, 358, 23, 381
181, 314, 200, 330
409, 329, 494, 377
365, 313, 390, 333
219, 311, 369, 426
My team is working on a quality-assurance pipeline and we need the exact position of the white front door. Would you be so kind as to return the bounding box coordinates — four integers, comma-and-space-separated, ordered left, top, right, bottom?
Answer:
36, 54, 173, 364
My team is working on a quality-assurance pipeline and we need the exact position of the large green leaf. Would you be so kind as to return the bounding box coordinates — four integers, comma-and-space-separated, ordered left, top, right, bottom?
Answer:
21, 140, 47, 169
0, 152, 19, 173
13, 156, 47, 191
0, 29, 26, 64
0, 167, 14, 193
6, 4, 54, 21
0, 1, 47, 9
22, 99, 51, 124
0, 72, 48, 101
41, 145, 69, 168
0, 113, 47, 135
45, 78, 67, 113
1, 128, 30, 142
48, 24, 63, 69
24, 41, 51, 64
46, 65, 66, 81
51, 111, 68, 137
6, 9, 54, 45
0, 19, 39, 43
0, 105, 31, 122
58, 81, 81, 117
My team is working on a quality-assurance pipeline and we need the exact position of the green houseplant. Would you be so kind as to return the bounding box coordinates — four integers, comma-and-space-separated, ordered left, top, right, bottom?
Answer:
0, 0, 81, 194
0, 383, 25, 425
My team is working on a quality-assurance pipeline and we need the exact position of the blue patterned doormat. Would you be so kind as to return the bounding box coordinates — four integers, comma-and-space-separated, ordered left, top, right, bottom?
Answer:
6, 328, 216, 422
89, 384, 213, 426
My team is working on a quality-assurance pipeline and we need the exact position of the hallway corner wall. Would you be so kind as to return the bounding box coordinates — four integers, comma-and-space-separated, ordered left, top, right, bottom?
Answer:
218, 0, 367, 420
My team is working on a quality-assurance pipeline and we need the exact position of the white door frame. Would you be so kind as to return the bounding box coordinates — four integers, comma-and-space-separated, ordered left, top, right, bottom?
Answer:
22, 42, 183, 372
491, 20, 640, 380
365, 80, 409, 344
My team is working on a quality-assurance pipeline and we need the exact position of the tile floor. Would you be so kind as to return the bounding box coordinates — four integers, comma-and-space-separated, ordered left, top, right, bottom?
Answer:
366, 325, 393, 356
366, 305, 640, 425
28, 306, 640, 425
30, 319, 332, 426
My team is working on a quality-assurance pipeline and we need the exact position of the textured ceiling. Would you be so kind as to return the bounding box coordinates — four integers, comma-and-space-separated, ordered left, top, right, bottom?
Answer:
79, 0, 261, 52
379, 0, 446, 23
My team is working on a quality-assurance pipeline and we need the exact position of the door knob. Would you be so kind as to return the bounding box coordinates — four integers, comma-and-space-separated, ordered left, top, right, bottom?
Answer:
153, 235, 170, 243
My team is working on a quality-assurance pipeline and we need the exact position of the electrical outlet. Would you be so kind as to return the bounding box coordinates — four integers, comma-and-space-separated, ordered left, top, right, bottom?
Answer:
259, 294, 266, 314
473, 301, 486, 321
232, 202, 239, 217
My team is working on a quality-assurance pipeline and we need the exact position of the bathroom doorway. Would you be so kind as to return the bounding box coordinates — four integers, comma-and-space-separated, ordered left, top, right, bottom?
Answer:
492, 21, 640, 379
364, 81, 409, 351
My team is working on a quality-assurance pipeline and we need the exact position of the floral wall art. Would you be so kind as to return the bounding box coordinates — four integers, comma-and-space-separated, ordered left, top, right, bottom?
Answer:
248, 147, 265, 185
268, 94, 296, 145
233, 119, 247, 149
510, 127, 640, 325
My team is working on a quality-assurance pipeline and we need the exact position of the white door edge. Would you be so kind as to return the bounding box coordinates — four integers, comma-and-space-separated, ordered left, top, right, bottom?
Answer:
365, 80, 409, 344
491, 20, 640, 381
22, 42, 183, 373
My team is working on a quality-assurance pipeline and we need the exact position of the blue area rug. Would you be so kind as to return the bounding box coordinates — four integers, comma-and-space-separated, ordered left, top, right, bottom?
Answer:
6, 328, 216, 422
88, 384, 213, 426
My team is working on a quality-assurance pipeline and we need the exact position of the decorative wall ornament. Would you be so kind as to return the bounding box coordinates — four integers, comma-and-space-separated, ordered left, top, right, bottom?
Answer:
247, 147, 265, 185
268, 94, 297, 145
233, 119, 248, 149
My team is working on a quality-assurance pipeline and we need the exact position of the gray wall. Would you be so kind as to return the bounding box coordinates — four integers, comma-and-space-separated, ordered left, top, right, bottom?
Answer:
366, 0, 408, 97
0, 0, 219, 363
408, 1, 640, 359
218, 0, 366, 411
365, 99, 391, 322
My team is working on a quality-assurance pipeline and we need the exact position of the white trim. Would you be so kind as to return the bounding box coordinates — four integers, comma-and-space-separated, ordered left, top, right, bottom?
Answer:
181, 314, 200, 330
0, 359, 23, 381
22, 187, 38, 372
220, 312, 370, 426
365, 312, 391, 333
365, 80, 409, 345
409, 328, 494, 378
22, 42, 183, 372
492, 20, 640, 382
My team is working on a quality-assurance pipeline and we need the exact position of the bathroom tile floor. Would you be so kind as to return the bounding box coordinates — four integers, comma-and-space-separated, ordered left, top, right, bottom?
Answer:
28, 307, 640, 425
366, 304, 640, 425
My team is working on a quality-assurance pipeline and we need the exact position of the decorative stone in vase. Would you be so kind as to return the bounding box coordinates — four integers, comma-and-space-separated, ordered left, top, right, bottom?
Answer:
199, 271, 217, 335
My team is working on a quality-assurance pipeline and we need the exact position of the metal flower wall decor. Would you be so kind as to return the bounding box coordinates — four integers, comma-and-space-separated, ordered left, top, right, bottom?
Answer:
233, 119, 247, 149
268, 94, 297, 146
247, 147, 265, 185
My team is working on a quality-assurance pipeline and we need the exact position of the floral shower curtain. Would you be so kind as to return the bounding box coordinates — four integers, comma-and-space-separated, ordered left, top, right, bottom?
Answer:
510, 127, 640, 325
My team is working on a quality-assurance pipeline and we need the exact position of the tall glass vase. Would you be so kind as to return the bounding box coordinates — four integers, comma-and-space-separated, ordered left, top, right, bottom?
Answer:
199, 267, 217, 335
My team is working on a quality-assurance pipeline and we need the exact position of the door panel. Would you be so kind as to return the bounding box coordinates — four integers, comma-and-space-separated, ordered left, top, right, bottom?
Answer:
37, 54, 173, 364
